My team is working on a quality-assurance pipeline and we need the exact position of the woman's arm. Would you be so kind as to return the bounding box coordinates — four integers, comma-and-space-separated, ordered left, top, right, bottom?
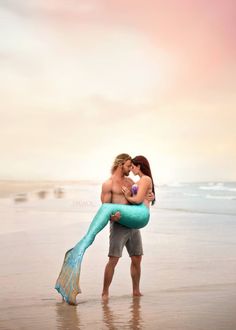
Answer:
122, 176, 151, 204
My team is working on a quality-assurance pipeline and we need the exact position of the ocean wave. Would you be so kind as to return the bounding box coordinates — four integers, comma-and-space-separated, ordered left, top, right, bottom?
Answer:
206, 194, 236, 200
199, 185, 236, 192
158, 207, 236, 216
183, 193, 200, 197
165, 182, 187, 188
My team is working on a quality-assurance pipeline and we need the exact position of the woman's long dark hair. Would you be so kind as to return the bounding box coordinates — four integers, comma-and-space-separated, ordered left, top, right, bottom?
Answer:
132, 156, 156, 205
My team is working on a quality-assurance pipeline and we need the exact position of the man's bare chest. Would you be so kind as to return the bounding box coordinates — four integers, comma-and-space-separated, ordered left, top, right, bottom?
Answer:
111, 179, 132, 195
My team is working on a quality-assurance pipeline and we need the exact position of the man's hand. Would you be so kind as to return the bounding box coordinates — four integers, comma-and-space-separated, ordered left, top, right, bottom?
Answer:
110, 211, 121, 222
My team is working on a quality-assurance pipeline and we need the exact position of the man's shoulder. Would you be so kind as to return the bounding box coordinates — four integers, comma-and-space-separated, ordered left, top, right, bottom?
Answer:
102, 178, 113, 191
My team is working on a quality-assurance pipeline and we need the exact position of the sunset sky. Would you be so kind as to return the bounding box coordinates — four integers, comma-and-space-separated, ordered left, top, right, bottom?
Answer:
1, 0, 235, 183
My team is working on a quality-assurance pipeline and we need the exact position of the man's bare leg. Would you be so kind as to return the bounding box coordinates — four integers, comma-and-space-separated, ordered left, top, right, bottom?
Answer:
131, 255, 143, 296
102, 256, 119, 300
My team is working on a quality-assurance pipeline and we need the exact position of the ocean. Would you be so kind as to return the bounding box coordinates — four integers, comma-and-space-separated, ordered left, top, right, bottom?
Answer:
157, 181, 236, 215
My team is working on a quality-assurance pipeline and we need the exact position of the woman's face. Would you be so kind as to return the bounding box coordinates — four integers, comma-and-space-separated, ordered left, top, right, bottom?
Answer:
131, 163, 140, 175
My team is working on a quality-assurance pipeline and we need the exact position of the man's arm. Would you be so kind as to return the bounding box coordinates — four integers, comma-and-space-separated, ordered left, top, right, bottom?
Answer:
100, 179, 121, 222
101, 179, 112, 203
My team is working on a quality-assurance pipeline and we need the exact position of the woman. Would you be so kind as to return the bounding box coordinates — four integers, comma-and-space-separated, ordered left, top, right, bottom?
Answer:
55, 155, 155, 305
122, 155, 155, 207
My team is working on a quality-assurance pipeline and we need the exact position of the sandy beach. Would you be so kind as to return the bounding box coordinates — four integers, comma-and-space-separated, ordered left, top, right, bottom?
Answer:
0, 181, 236, 329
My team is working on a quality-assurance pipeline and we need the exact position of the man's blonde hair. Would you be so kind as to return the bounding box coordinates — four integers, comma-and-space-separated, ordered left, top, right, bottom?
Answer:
111, 153, 132, 174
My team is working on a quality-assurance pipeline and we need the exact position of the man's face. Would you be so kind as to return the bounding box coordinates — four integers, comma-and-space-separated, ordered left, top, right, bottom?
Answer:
122, 159, 132, 176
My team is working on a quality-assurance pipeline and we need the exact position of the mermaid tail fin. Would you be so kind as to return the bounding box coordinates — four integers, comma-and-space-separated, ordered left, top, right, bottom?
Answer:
55, 204, 113, 304
55, 248, 83, 305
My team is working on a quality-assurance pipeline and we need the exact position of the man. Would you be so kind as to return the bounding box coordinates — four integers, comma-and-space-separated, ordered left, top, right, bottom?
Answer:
101, 153, 144, 300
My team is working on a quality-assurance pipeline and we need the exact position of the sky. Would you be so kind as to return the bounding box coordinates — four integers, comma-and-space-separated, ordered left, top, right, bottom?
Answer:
0, 0, 236, 183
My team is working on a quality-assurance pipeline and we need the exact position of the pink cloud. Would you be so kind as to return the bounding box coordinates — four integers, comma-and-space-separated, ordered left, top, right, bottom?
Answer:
99, 1, 236, 85
2, 0, 235, 99
36, 0, 235, 97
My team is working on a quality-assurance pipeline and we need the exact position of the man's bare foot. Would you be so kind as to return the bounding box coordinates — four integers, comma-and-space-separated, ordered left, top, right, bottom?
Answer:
102, 292, 109, 301
133, 291, 143, 297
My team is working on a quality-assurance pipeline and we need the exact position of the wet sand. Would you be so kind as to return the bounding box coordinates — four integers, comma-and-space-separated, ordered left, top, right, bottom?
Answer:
0, 182, 236, 329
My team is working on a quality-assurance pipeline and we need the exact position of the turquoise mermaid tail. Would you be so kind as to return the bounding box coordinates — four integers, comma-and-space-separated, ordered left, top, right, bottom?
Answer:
55, 203, 149, 304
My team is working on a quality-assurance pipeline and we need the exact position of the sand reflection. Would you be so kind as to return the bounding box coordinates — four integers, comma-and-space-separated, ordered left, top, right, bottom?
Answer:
102, 296, 143, 329
128, 297, 143, 329
55, 301, 80, 330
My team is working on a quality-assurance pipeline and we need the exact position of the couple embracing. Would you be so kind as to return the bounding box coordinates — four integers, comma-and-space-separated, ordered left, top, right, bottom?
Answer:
55, 153, 155, 305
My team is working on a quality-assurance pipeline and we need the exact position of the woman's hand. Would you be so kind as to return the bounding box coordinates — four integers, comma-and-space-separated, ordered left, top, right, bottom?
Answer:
122, 176, 152, 205
121, 186, 131, 197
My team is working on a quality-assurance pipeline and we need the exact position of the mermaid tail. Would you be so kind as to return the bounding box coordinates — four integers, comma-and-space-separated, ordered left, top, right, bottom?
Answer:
55, 203, 149, 304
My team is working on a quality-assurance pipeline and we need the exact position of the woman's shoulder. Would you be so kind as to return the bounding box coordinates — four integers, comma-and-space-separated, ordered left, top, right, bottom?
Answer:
140, 175, 152, 182
139, 175, 152, 185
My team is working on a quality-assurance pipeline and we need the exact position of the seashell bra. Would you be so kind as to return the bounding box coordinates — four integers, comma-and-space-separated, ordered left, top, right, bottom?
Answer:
131, 184, 138, 195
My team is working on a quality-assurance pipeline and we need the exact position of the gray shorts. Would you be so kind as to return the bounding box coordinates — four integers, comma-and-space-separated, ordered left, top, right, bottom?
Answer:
108, 222, 143, 257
